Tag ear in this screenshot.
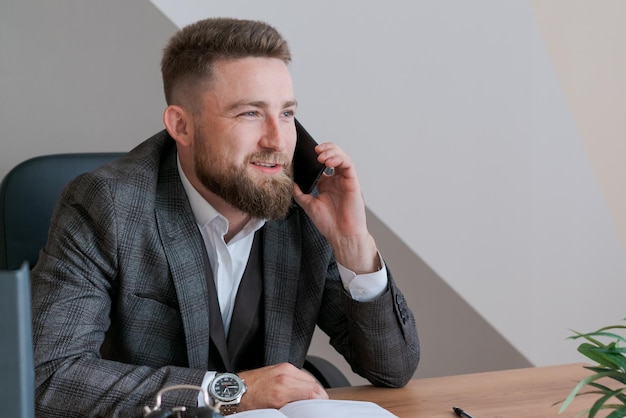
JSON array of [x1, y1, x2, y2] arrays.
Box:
[[163, 105, 193, 147]]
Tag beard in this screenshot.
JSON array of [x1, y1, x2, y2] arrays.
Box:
[[193, 138, 294, 220]]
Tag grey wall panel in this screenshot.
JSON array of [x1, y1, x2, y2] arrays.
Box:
[[0, 0, 177, 179]]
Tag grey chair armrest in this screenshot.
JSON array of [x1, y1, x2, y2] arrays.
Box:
[[303, 355, 351, 388]]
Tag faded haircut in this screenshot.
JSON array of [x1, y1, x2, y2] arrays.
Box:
[[161, 17, 291, 106]]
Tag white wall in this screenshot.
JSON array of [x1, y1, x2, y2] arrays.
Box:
[[150, 0, 626, 367], [0, 1, 171, 175]]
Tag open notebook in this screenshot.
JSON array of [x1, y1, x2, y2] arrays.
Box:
[[0, 263, 35, 417], [235, 399, 397, 418]]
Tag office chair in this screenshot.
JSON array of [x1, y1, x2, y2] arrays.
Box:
[[303, 354, 351, 388], [0, 153, 124, 270], [0, 152, 351, 388]]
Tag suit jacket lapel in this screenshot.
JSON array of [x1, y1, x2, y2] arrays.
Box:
[[154, 145, 210, 370], [262, 211, 302, 365]]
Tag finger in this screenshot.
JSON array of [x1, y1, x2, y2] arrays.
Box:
[[292, 183, 314, 209], [315, 143, 345, 165], [279, 378, 328, 403], [292, 181, 304, 198], [316, 149, 354, 175], [243, 365, 327, 409]]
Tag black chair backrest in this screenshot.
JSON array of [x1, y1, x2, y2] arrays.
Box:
[[0, 153, 124, 269]]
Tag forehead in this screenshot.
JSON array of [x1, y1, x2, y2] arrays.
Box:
[[207, 57, 294, 98]]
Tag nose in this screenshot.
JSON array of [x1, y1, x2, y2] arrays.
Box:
[[259, 117, 287, 152]]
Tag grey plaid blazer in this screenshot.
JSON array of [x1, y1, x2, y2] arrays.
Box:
[[31, 130, 419, 417]]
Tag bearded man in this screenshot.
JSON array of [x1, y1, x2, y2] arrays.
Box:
[[31, 17, 419, 418]]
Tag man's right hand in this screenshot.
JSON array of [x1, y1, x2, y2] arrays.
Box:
[[237, 362, 329, 411]]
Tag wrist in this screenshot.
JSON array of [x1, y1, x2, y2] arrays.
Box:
[[332, 233, 380, 274], [208, 372, 247, 415]]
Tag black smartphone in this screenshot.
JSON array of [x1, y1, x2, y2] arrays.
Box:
[[293, 119, 326, 194]]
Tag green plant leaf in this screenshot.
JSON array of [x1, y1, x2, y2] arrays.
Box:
[[584, 367, 626, 385], [593, 348, 626, 372], [594, 331, 626, 344], [569, 329, 607, 347], [570, 330, 626, 346], [597, 325, 626, 333], [562, 318, 626, 415], [578, 343, 625, 370], [606, 405, 626, 418], [588, 388, 626, 417], [587, 381, 626, 404], [599, 345, 626, 354], [560, 371, 617, 413]]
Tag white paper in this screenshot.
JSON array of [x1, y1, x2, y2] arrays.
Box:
[[235, 399, 397, 418]]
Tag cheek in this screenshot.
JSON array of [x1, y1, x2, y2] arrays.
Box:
[[206, 139, 244, 165], [286, 136, 297, 163]]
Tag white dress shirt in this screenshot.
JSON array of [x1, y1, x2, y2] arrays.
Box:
[[176, 158, 387, 406]]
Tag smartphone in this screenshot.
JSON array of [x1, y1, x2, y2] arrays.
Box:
[[293, 119, 326, 194]]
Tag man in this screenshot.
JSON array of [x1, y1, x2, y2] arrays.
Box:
[[31, 17, 419, 417]]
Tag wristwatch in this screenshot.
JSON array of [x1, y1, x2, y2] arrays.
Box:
[[208, 372, 247, 414]]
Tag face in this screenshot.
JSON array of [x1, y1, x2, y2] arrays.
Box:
[[188, 57, 298, 219]]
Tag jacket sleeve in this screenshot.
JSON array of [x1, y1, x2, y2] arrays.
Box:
[[320, 263, 420, 387], [296, 212, 420, 388]]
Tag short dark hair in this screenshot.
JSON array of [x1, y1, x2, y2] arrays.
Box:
[[161, 17, 291, 106]]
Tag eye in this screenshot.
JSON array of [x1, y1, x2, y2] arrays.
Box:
[[282, 109, 295, 118]]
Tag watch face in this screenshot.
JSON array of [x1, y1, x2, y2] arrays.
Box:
[[210, 374, 245, 402]]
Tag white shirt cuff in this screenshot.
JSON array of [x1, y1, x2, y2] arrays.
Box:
[[337, 252, 387, 302], [198, 371, 217, 407]]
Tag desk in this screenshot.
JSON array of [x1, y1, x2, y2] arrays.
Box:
[[328, 363, 603, 417]]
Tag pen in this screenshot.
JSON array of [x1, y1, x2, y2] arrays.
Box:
[[453, 406, 476, 418]]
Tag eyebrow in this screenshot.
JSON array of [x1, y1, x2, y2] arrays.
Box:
[[226, 99, 298, 112]]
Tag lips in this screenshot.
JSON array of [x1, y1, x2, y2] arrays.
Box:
[[250, 159, 284, 175], [252, 161, 279, 168], [248, 152, 289, 168]]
